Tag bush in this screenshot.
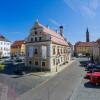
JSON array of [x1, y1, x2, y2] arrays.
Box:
[[0, 64, 5, 72]]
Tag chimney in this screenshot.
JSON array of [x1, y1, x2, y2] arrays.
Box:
[[59, 26, 64, 37]]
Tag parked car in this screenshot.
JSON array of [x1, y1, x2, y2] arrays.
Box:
[[85, 65, 94, 71], [90, 72, 100, 85], [88, 66, 100, 73], [2, 60, 13, 65], [85, 73, 92, 79], [13, 69, 24, 75], [83, 61, 94, 67], [14, 59, 23, 63], [85, 65, 100, 79]]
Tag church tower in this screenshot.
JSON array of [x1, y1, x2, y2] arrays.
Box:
[[86, 28, 90, 42]]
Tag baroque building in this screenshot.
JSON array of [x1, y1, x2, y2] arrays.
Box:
[[25, 21, 71, 71]]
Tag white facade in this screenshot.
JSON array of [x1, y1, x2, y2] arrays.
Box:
[[0, 41, 11, 57]]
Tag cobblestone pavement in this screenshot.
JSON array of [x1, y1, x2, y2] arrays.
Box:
[[16, 59, 84, 100], [71, 77, 100, 100], [0, 74, 51, 98], [0, 61, 75, 99]]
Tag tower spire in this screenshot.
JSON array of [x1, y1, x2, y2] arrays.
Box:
[[86, 27, 90, 42]]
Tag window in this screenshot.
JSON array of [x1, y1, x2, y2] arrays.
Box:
[[57, 48, 60, 54], [53, 48, 55, 55], [35, 37, 37, 42], [64, 49, 66, 53], [34, 48, 38, 54], [53, 59, 55, 65], [61, 48, 62, 54], [61, 57, 62, 62], [35, 31, 37, 35], [35, 61, 38, 65], [39, 37, 42, 41], [29, 61, 32, 64], [31, 38, 33, 42], [42, 62, 45, 66]]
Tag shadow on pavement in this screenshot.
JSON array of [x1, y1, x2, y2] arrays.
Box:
[[84, 81, 100, 89]]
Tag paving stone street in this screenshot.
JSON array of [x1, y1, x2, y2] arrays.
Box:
[[0, 58, 100, 100], [71, 78, 100, 100]]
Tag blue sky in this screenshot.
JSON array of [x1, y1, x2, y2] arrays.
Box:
[[0, 0, 100, 44]]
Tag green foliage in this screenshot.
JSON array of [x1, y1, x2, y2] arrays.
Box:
[[0, 64, 5, 71]]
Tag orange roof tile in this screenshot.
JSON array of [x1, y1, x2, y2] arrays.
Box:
[[43, 26, 68, 46], [11, 40, 25, 48], [75, 42, 94, 47]]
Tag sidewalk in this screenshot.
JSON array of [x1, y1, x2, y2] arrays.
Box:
[[23, 60, 75, 78]]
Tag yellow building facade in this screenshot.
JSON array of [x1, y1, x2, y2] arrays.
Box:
[[74, 42, 94, 56], [11, 40, 25, 57]]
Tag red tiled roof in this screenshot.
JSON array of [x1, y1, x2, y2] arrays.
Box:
[[11, 40, 25, 48], [43, 26, 68, 46], [75, 42, 94, 47]]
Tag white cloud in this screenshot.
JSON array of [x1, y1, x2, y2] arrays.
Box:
[[89, 0, 98, 9], [80, 5, 95, 17], [49, 18, 60, 27], [64, 0, 100, 17]]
